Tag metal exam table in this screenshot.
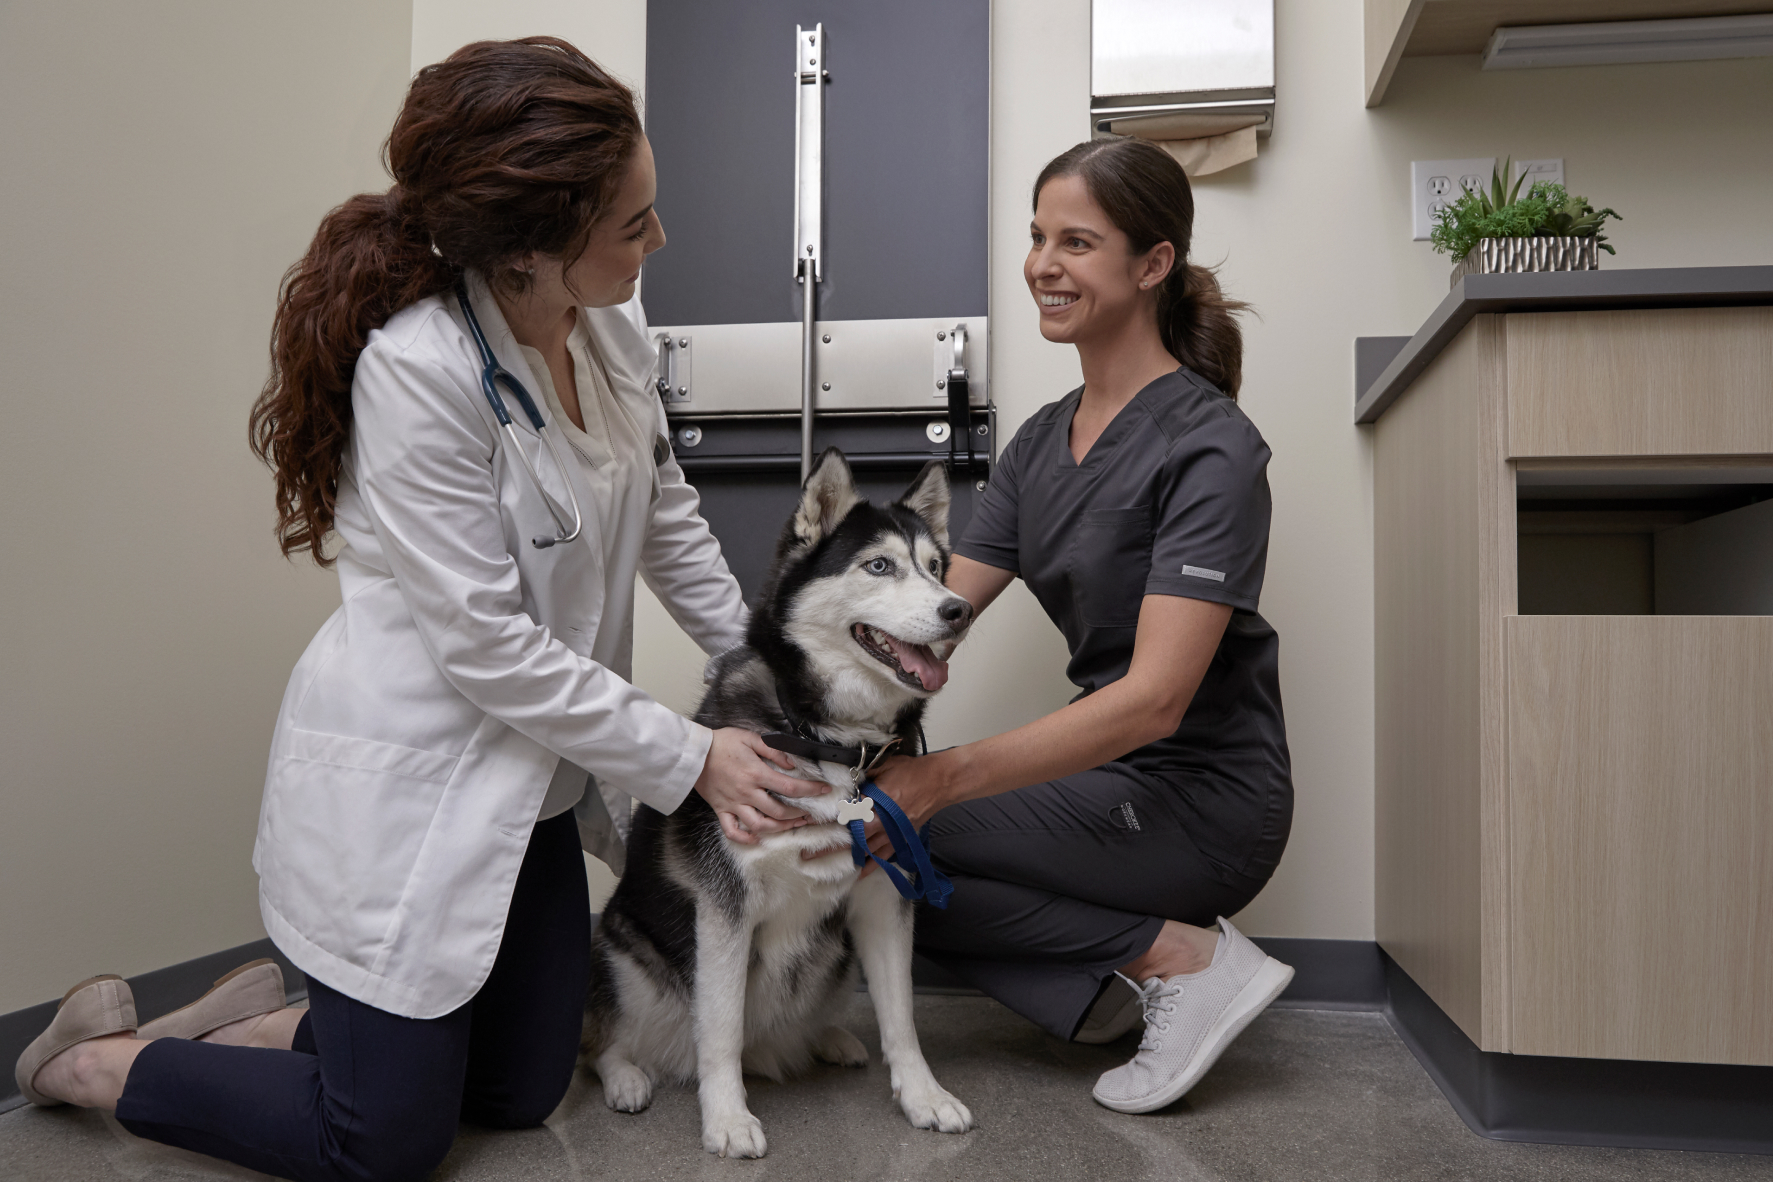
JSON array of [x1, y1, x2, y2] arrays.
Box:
[[642, 0, 992, 599]]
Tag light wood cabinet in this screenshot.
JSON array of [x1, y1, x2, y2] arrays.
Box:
[[1364, 1, 1768, 105], [1371, 277, 1773, 1065], [1506, 308, 1773, 456], [1506, 615, 1773, 1064]]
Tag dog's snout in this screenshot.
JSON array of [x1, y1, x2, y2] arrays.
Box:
[[937, 597, 972, 631]]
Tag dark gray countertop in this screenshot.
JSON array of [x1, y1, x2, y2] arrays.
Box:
[[1354, 266, 1773, 424]]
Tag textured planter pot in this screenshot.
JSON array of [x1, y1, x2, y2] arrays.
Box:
[[1450, 236, 1600, 289]]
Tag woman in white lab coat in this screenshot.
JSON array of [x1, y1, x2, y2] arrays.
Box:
[[13, 37, 824, 1180]]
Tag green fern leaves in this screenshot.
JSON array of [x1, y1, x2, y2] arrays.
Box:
[[1429, 159, 1622, 260]]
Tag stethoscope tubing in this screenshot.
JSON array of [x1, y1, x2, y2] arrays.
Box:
[[452, 276, 583, 549]]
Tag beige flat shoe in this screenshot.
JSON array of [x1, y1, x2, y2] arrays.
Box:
[[135, 958, 286, 1042], [15, 974, 138, 1106]]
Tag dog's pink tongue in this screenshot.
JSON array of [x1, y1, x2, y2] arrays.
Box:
[[887, 637, 949, 692]]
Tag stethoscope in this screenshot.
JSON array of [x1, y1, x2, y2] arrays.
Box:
[[453, 276, 584, 549]]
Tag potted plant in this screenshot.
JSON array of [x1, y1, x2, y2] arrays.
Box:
[[1430, 160, 1622, 288]]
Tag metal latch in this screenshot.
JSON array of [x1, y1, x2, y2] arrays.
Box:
[[942, 323, 979, 477], [654, 333, 691, 404]]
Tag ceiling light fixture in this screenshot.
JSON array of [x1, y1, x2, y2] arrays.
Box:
[[1483, 13, 1773, 70]]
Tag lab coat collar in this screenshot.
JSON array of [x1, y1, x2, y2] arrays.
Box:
[[580, 300, 658, 398], [454, 270, 660, 438], [450, 269, 544, 440]]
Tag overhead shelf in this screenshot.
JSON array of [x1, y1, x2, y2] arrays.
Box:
[[1364, 0, 1771, 105]]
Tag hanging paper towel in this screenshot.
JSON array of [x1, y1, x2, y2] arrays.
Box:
[[1102, 110, 1264, 178]]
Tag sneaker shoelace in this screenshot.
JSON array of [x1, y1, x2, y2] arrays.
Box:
[[1132, 978, 1185, 1055]]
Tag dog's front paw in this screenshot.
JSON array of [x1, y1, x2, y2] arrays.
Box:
[[898, 1082, 973, 1134], [596, 1056, 653, 1113], [812, 1024, 869, 1067], [702, 1111, 768, 1158]]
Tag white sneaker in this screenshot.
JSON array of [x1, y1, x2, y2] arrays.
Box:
[[1074, 973, 1143, 1045], [1091, 918, 1294, 1114]]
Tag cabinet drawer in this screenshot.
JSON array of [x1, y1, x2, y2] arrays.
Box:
[[1507, 308, 1773, 458], [1505, 615, 1773, 1064]]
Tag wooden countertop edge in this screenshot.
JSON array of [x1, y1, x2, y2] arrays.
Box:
[[1353, 266, 1773, 425]]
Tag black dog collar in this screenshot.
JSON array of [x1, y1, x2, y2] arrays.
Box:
[[760, 731, 902, 786], [762, 680, 904, 783]]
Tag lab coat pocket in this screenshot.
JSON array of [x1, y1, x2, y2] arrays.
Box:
[[261, 729, 460, 951], [1070, 506, 1153, 627]]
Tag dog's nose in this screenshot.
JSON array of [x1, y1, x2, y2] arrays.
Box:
[[937, 598, 972, 631]]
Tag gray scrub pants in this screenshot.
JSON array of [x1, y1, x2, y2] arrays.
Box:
[[914, 761, 1275, 1041]]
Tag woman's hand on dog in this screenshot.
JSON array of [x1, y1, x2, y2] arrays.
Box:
[[695, 727, 831, 844], [859, 753, 952, 872]]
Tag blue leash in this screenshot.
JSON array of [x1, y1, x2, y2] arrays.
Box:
[[845, 782, 952, 909]]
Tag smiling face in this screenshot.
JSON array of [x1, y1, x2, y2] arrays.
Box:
[[770, 455, 973, 718], [525, 136, 665, 309], [830, 526, 965, 695], [1025, 173, 1174, 347]]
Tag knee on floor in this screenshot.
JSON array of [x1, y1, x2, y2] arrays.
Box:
[[459, 1081, 569, 1130], [327, 1116, 457, 1182]]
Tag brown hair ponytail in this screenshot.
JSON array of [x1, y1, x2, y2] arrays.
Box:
[[250, 37, 642, 564], [1033, 138, 1248, 397]]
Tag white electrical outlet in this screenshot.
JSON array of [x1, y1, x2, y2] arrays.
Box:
[[1411, 158, 1496, 241], [1512, 157, 1565, 194]]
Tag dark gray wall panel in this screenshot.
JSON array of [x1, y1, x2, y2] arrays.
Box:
[[643, 0, 988, 327]]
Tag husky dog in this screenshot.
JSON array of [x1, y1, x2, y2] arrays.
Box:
[[583, 449, 975, 1158]]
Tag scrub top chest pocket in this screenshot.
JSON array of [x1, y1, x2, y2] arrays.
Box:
[[1070, 506, 1153, 627]]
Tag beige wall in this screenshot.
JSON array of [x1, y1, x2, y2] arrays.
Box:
[[0, 2, 413, 1012], [411, 0, 645, 88]]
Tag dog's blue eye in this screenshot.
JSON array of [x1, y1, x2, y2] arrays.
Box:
[[865, 557, 892, 575]]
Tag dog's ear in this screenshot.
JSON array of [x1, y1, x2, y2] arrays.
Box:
[[791, 448, 861, 549], [895, 460, 951, 549]]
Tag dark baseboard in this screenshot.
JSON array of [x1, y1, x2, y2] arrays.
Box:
[[1252, 936, 1386, 1010], [1382, 951, 1773, 1155], [0, 938, 305, 1115]]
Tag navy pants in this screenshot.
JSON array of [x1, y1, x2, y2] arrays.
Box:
[[115, 811, 591, 1182], [914, 761, 1287, 1041]]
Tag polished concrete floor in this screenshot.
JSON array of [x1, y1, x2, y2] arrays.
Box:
[[3, 996, 1767, 1181]]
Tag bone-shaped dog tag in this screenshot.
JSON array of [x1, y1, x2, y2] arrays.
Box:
[[835, 796, 876, 825]]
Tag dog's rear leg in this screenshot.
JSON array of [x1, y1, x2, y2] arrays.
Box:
[[848, 872, 973, 1133], [594, 1047, 653, 1113], [695, 904, 767, 1158], [812, 1025, 869, 1067]]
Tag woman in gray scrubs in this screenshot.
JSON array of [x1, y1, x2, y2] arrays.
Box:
[[870, 137, 1294, 1115]]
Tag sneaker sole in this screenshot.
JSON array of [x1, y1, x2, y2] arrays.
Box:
[[1092, 956, 1295, 1114]]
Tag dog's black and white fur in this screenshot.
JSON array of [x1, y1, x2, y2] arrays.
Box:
[[582, 450, 975, 1158]]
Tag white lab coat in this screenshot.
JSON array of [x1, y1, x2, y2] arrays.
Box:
[[253, 271, 745, 1019]]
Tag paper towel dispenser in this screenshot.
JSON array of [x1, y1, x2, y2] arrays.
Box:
[[1091, 0, 1274, 151]]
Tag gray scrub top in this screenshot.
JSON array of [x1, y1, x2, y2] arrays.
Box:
[[955, 368, 1291, 878]]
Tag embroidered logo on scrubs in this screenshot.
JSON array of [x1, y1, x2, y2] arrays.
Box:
[[1181, 565, 1226, 582], [1110, 802, 1141, 831]]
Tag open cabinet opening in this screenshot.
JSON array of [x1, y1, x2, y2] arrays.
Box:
[[1516, 465, 1773, 615]]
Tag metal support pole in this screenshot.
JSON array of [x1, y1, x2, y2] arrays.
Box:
[[794, 22, 825, 485], [799, 258, 816, 482]]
